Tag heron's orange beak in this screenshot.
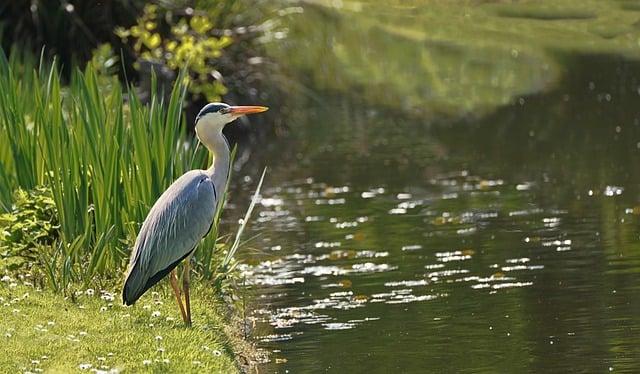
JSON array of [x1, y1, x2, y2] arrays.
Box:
[[228, 106, 269, 116]]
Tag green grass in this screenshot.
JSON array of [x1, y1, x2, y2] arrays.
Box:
[[0, 279, 248, 373]]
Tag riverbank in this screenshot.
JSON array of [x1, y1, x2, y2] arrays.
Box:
[[269, 0, 640, 119], [0, 278, 254, 372]]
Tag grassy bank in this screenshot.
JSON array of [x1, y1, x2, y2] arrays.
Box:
[[0, 279, 251, 372]]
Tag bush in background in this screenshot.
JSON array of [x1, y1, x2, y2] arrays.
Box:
[[0, 0, 279, 117], [115, 1, 280, 129], [116, 3, 233, 102]]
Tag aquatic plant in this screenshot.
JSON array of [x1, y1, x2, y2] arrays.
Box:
[[0, 49, 262, 291]]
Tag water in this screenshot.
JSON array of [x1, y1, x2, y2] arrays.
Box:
[[232, 3, 640, 373]]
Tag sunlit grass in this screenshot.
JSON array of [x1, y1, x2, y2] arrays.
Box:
[[0, 280, 245, 373]]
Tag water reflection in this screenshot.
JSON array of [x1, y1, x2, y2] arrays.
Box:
[[226, 5, 640, 373]]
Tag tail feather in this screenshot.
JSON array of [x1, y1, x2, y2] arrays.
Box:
[[122, 249, 193, 305], [122, 265, 145, 306]]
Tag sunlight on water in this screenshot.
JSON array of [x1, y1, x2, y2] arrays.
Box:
[[228, 48, 640, 370], [226, 5, 640, 369], [238, 167, 598, 371]]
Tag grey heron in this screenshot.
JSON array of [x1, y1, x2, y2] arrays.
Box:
[[122, 102, 268, 326]]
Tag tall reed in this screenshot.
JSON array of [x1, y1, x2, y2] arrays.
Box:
[[0, 49, 237, 288]]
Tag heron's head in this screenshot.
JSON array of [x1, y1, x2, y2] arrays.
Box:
[[195, 102, 268, 134]]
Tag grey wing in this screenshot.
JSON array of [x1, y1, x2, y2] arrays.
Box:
[[123, 170, 217, 305]]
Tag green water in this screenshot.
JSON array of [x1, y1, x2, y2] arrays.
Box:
[[235, 2, 640, 372]]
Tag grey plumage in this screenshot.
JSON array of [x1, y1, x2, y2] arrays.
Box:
[[122, 170, 217, 305], [121, 102, 267, 325]]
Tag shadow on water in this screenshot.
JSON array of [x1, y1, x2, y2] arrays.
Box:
[[228, 19, 640, 372]]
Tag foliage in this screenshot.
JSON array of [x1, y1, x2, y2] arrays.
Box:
[[114, 1, 281, 116], [0, 48, 265, 293], [0, 187, 58, 272], [0, 49, 205, 288], [116, 4, 233, 102]]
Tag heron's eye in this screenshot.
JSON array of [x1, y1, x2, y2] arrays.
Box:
[[219, 107, 230, 114]]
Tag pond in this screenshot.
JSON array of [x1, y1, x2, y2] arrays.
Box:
[[232, 2, 640, 372]]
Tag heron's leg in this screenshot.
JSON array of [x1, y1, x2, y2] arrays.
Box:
[[182, 260, 192, 326], [169, 270, 188, 323]]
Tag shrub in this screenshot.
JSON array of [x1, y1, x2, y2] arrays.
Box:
[[0, 187, 58, 272], [116, 4, 232, 102]]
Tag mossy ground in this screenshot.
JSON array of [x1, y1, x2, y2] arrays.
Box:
[[0, 277, 248, 373]]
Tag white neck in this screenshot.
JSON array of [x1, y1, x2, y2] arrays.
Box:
[[196, 124, 230, 197]]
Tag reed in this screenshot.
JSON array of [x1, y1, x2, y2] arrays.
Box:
[[0, 49, 260, 289]]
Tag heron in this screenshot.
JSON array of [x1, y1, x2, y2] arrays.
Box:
[[122, 102, 268, 326]]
